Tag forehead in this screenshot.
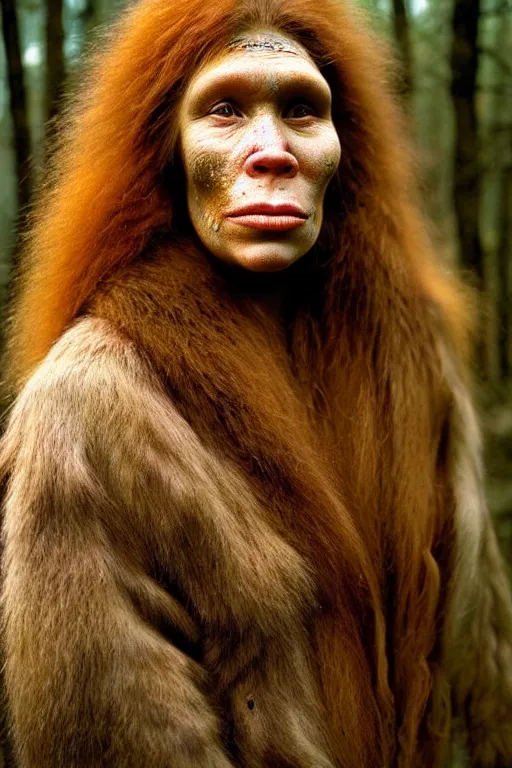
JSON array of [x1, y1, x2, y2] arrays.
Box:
[[227, 30, 309, 57], [184, 30, 329, 102]]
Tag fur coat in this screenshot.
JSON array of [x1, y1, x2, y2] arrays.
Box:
[[1, 236, 512, 768]]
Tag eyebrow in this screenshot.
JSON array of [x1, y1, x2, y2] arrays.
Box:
[[188, 67, 332, 114]]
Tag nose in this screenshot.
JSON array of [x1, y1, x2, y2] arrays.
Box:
[[244, 148, 299, 179], [243, 117, 298, 179]]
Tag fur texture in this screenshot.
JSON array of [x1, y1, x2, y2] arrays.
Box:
[[441, 340, 512, 766], [1, 0, 512, 766]]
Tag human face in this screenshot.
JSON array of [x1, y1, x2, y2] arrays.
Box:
[[178, 30, 341, 272]]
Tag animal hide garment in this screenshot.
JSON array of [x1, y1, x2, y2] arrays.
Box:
[[2, 236, 511, 767]]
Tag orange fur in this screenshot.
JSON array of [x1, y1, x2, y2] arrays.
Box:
[[5, 0, 469, 391]]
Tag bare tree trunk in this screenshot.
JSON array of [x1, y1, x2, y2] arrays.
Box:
[[487, 10, 512, 382], [450, 0, 488, 373], [45, 0, 66, 136], [497, 162, 511, 379], [1, 0, 32, 213], [85, 0, 102, 31], [450, 0, 484, 288], [391, 0, 413, 99]]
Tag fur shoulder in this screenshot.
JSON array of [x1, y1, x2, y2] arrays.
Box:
[[5, 315, 149, 405], [1, 315, 160, 473]]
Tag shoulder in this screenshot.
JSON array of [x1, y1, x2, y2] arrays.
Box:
[[0, 315, 210, 498], [15, 315, 149, 399], [0, 314, 215, 540], [0, 316, 168, 476]]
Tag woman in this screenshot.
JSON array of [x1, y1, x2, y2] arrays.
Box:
[[1, 0, 511, 766]]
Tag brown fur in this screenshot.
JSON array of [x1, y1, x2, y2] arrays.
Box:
[[1, 0, 512, 766]]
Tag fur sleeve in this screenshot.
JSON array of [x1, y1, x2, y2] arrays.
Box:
[[0, 317, 238, 768], [442, 344, 512, 767], [0, 316, 328, 768]]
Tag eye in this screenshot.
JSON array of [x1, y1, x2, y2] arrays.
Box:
[[208, 102, 240, 118], [286, 102, 316, 119]]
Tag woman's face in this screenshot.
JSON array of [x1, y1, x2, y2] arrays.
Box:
[[178, 30, 341, 272]]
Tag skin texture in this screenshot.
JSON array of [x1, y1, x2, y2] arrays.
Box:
[[1, 1, 512, 767], [179, 31, 341, 271]]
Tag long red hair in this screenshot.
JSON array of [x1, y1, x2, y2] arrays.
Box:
[[6, 0, 472, 764], [5, 0, 468, 389]]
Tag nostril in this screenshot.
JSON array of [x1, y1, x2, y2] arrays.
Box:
[[244, 151, 298, 178], [253, 163, 294, 176]]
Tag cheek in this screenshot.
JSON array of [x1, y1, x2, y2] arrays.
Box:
[[185, 144, 234, 216], [304, 132, 341, 194]]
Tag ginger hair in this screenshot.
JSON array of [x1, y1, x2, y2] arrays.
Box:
[[5, 0, 469, 391]]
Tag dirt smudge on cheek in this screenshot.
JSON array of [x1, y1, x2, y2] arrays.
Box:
[[191, 153, 224, 195], [190, 151, 235, 230]]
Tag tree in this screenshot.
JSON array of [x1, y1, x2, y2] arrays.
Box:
[[391, 0, 413, 99], [45, 0, 65, 135], [493, 14, 512, 379], [450, 0, 484, 288], [497, 153, 511, 378], [1, 0, 32, 213], [83, 0, 102, 37]]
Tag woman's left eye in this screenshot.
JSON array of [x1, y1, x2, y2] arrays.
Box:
[[286, 103, 316, 119], [209, 102, 239, 118]]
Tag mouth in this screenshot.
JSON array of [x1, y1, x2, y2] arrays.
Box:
[[226, 203, 308, 231]]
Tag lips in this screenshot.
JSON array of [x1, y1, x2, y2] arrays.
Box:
[[226, 203, 308, 231]]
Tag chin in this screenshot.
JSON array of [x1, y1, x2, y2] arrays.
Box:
[[227, 246, 308, 273]]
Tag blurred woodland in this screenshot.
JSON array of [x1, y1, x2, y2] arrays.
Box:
[[0, 0, 511, 563]]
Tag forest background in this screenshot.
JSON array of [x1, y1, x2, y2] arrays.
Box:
[[0, 0, 511, 570]]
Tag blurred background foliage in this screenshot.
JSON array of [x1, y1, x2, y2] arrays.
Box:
[[0, 0, 511, 564]]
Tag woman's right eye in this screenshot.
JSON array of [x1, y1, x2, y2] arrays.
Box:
[[209, 102, 239, 118]]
